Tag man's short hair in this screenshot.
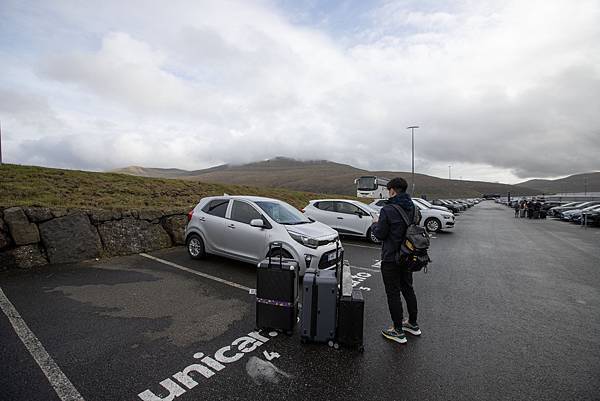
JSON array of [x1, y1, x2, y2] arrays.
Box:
[[387, 177, 408, 193]]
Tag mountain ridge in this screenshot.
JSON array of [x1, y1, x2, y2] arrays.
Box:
[[111, 157, 560, 198]]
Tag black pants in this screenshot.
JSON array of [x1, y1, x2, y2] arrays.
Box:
[[381, 261, 418, 329]]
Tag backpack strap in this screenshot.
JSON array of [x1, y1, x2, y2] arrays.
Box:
[[390, 204, 415, 226]]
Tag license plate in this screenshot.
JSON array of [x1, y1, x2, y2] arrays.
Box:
[[327, 252, 337, 262]]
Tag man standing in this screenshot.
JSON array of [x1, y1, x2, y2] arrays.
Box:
[[372, 177, 421, 344]]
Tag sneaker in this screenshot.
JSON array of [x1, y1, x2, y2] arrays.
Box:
[[402, 321, 422, 336], [381, 327, 407, 344]]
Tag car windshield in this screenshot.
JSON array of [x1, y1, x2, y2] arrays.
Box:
[[357, 176, 377, 190], [362, 204, 379, 214], [561, 202, 583, 207], [255, 201, 311, 225], [416, 198, 434, 208]]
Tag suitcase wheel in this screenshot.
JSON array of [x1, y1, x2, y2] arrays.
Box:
[[333, 343, 340, 350], [359, 345, 365, 353], [327, 340, 334, 348]]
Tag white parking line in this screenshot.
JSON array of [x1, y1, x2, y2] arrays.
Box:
[[0, 287, 86, 401], [342, 243, 381, 250], [140, 253, 253, 293], [349, 265, 381, 273]]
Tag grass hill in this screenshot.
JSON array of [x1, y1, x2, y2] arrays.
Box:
[[0, 164, 352, 211], [517, 172, 600, 194], [113, 157, 542, 198]]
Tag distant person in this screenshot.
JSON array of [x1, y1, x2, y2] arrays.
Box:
[[514, 201, 520, 218], [533, 201, 542, 219], [527, 200, 534, 219], [371, 177, 421, 344], [520, 200, 527, 218]]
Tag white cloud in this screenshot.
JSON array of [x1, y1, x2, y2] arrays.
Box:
[[0, 0, 598, 182]]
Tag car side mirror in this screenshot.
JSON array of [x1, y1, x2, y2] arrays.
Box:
[[250, 219, 264, 228]]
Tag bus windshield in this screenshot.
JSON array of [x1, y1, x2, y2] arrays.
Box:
[[357, 176, 377, 190]]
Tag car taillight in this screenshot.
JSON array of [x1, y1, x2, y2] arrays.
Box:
[[187, 210, 194, 222]]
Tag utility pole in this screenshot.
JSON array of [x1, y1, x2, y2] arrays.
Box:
[[448, 165, 452, 180], [584, 177, 588, 196], [406, 125, 419, 195]]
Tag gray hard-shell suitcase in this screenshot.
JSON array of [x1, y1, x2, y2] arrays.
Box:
[[300, 268, 338, 344]]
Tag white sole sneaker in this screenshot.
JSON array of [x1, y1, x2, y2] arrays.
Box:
[[402, 327, 422, 336], [382, 331, 407, 344]]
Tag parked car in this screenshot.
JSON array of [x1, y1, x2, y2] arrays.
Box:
[[432, 199, 461, 213], [447, 200, 468, 211], [567, 204, 600, 223], [369, 199, 455, 233], [413, 198, 452, 213], [548, 201, 589, 217], [370, 198, 451, 213], [185, 196, 342, 275], [412, 200, 455, 232], [303, 199, 380, 243]]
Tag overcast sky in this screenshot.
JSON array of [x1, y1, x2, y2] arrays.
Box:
[[1, 0, 599, 183]]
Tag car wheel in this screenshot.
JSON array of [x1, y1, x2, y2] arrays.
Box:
[[186, 234, 206, 259], [367, 228, 380, 244], [425, 217, 441, 233]]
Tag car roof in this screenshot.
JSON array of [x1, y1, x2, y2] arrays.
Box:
[[203, 195, 282, 202], [310, 198, 361, 203]]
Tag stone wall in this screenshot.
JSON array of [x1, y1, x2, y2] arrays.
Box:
[[0, 206, 189, 271]]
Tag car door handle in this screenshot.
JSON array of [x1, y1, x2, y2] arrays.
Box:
[[227, 224, 235, 229], [337, 217, 344, 219], [198, 217, 206, 222]]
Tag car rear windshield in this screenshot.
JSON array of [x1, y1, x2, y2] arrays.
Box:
[[255, 201, 311, 225]]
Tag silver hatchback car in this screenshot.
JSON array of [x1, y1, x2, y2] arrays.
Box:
[[184, 196, 342, 275]]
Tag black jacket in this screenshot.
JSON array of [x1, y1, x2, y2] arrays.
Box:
[[372, 193, 416, 263]]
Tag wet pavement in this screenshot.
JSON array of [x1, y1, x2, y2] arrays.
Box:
[[1, 201, 599, 401]]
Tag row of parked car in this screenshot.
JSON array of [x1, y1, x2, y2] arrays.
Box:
[[497, 197, 600, 226], [184, 195, 480, 275], [547, 201, 600, 225]]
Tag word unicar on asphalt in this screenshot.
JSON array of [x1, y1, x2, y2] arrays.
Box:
[[138, 330, 280, 401]]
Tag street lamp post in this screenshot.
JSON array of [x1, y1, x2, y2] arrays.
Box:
[[406, 126, 419, 195], [448, 165, 452, 180]]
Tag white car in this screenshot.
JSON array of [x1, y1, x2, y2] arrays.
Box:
[[370, 198, 451, 213], [185, 196, 342, 275], [369, 199, 455, 233], [302, 199, 380, 243]]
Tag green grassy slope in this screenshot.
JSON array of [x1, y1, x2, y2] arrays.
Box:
[[0, 164, 352, 210]]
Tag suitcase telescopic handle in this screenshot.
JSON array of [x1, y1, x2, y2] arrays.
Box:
[[268, 242, 284, 268]]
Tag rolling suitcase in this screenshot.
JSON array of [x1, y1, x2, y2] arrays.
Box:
[[336, 263, 365, 351], [300, 268, 338, 344], [256, 243, 298, 334]]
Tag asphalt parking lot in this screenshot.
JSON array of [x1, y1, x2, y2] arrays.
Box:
[[1, 201, 599, 401]]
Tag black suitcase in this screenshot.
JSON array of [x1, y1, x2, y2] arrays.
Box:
[[256, 243, 298, 334], [336, 262, 365, 351], [337, 289, 364, 350]]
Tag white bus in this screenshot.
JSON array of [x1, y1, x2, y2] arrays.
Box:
[[355, 176, 389, 199]]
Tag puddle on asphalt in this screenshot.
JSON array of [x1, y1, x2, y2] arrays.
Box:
[[46, 264, 248, 346]]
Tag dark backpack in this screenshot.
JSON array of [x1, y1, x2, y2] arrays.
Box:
[[390, 204, 432, 272]]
